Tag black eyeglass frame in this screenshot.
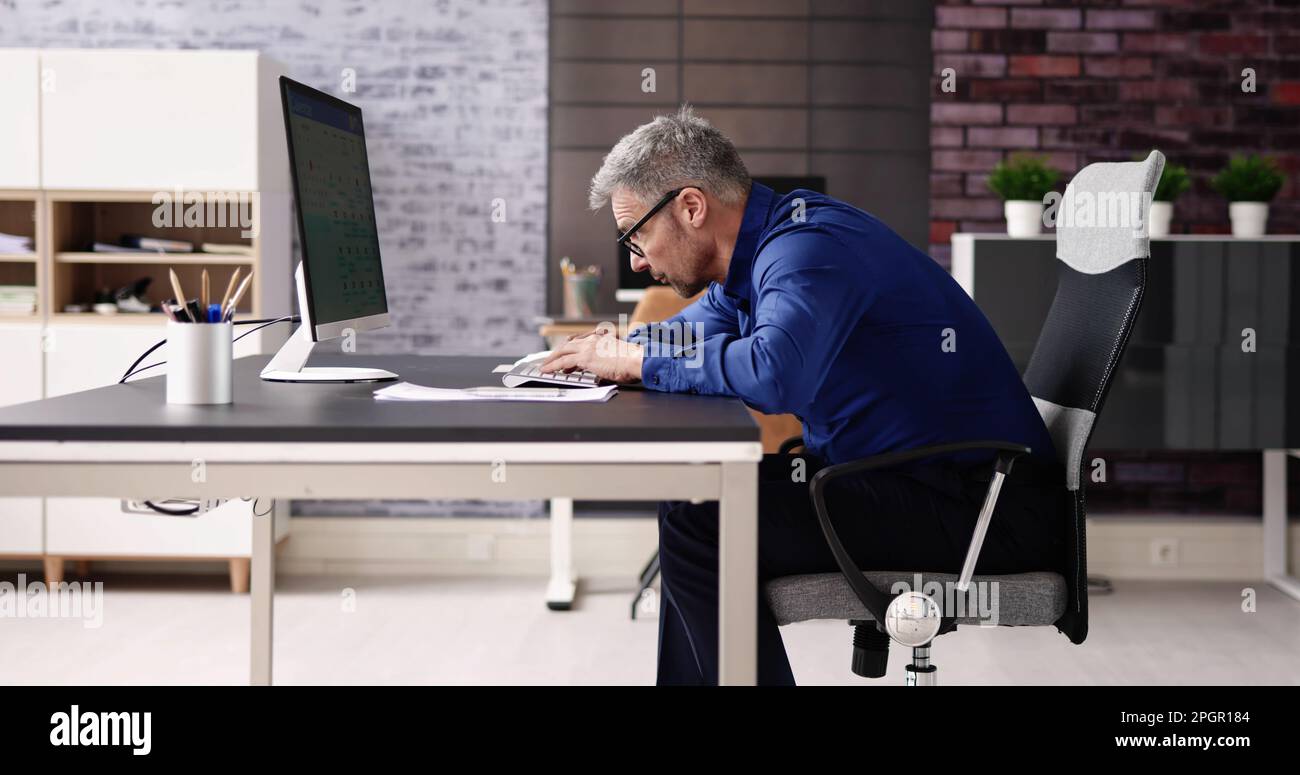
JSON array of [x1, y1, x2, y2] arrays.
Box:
[[616, 186, 700, 258]]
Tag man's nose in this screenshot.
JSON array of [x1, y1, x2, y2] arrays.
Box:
[[630, 252, 651, 273]]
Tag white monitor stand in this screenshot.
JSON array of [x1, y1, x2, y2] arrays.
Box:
[[259, 263, 399, 383]]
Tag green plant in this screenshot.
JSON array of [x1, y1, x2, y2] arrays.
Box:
[[1153, 161, 1190, 203], [1211, 155, 1285, 203], [987, 153, 1060, 202]]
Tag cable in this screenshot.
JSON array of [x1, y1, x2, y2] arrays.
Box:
[[124, 315, 300, 517], [119, 315, 300, 384], [142, 499, 200, 517]]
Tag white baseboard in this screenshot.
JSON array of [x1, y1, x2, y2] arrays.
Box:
[[2, 515, 1293, 582], [277, 516, 659, 578], [1086, 516, 1297, 581], [274, 515, 1299, 582]]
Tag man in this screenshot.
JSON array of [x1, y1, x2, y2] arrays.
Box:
[[541, 107, 1066, 685]]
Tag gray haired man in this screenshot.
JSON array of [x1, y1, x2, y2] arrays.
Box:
[[543, 107, 1064, 685]]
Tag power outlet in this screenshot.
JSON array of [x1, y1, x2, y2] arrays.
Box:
[[1150, 538, 1180, 566]]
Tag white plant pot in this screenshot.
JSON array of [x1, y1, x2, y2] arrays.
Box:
[[1148, 201, 1173, 238], [1228, 201, 1269, 238], [1004, 200, 1044, 238]]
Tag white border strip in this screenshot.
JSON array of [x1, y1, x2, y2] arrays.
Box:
[[0, 440, 764, 464]]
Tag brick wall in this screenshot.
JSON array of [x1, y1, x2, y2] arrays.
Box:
[[930, 0, 1300, 265]]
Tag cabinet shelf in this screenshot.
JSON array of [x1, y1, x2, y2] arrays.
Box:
[[54, 251, 255, 265], [49, 311, 266, 326]]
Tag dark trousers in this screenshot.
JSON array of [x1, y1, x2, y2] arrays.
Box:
[[656, 452, 1068, 685]]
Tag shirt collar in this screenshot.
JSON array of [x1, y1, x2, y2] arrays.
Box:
[[721, 181, 775, 301]]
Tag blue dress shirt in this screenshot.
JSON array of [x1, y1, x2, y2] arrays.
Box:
[[631, 182, 1057, 467]]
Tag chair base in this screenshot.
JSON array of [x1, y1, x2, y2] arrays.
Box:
[[905, 646, 937, 686]]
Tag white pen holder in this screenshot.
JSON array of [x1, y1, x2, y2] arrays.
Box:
[[166, 320, 233, 405]]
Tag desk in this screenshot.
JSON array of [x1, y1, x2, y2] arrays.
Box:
[[0, 355, 762, 685]]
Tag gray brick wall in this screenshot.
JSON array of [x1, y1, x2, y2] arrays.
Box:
[[1, 0, 549, 518], [0, 0, 548, 356]]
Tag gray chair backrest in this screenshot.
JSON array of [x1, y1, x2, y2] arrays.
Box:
[[1023, 151, 1164, 490]]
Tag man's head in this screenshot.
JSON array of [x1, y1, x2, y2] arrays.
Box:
[[589, 106, 750, 297]]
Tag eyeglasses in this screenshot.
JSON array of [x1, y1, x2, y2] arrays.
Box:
[[616, 187, 695, 258]]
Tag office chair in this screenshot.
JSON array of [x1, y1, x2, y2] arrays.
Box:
[[765, 151, 1165, 685]]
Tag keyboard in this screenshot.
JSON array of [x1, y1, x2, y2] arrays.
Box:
[[502, 358, 601, 388]]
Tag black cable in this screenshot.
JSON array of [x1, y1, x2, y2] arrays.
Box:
[[142, 499, 200, 517], [119, 315, 300, 384], [125, 315, 300, 517], [118, 339, 167, 384]]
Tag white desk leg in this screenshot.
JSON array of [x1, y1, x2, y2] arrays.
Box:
[[546, 497, 577, 610], [718, 461, 758, 686], [1263, 450, 1300, 602], [250, 498, 275, 685]]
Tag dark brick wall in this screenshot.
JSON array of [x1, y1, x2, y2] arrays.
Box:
[[930, 0, 1300, 265], [549, 0, 934, 314]]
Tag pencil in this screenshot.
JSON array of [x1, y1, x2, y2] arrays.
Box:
[[223, 269, 254, 322], [168, 269, 193, 322], [201, 268, 210, 311], [219, 267, 241, 318]]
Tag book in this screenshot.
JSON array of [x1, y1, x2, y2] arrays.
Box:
[[0, 231, 33, 253], [120, 234, 194, 252], [201, 242, 255, 256], [91, 242, 156, 253]]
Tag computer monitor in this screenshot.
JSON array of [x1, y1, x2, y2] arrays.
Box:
[[614, 175, 827, 303], [261, 76, 397, 383]]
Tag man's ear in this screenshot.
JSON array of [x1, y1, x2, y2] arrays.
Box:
[[677, 187, 708, 229]]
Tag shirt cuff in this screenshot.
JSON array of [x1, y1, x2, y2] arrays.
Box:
[[641, 352, 705, 394]]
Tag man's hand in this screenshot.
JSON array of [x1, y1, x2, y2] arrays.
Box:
[[540, 328, 644, 384]]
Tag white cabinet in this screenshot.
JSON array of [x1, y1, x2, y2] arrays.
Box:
[[0, 322, 43, 404], [0, 498, 42, 556], [45, 498, 289, 558], [0, 48, 293, 585], [39, 50, 270, 192], [43, 323, 271, 398], [0, 50, 40, 189], [0, 321, 43, 555]]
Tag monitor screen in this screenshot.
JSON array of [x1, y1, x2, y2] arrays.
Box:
[[282, 78, 388, 330]]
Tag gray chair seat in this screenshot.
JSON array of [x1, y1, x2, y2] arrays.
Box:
[[765, 570, 1067, 627]]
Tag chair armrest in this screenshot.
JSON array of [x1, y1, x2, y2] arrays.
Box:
[[808, 441, 1030, 627], [777, 434, 804, 455]]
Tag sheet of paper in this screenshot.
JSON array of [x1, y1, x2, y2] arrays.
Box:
[[374, 382, 617, 403]]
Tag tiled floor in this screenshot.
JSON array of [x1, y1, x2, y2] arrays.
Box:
[[2, 573, 1297, 685]]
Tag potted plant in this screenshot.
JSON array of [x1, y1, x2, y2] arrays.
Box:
[[987, 153, 1060, 237], [1211, 155, 1285, 238], [1149, 160, 1189, 238]]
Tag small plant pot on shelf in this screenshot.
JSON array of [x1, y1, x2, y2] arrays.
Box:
[[1004, 200, 1044, 238], [1148, 201, 1173, 238], [1228, 202, 1269, 238]]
